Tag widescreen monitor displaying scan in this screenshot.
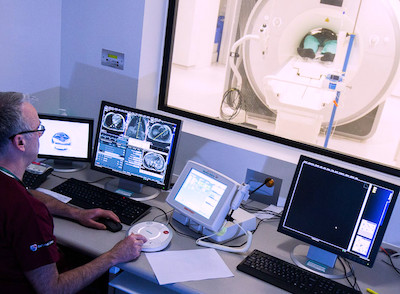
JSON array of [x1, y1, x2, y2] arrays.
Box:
[[278, 155, 399, 272], [38, 114, 93, 171], [166, 161, 239, 233], [91, 101, 181, 196]]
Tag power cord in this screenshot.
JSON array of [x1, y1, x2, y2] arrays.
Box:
[[195, 221, 253, 253], [338, 257, 360, 291], [381, 247, 400, 275]]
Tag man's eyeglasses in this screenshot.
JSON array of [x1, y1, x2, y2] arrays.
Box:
[[8, 122, 46, 140]]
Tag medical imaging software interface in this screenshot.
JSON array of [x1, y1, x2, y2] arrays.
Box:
[[93, 104, 178, 186], [281, 159, 396, 263], [174, 168, 228, 219], [39, 117, 91, 160]]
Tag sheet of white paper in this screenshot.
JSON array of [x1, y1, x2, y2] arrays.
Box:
[[145, 248, 233, 285], [36, 187, 72, 203]]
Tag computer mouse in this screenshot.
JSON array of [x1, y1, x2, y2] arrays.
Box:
[[97, 218, 123, 232]]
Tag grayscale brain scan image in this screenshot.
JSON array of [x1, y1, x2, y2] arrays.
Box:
[[143, 152, 166, 172]]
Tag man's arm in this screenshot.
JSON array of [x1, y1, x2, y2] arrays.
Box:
[[25, 233, 147, 294], [29, 189, 120, 229]]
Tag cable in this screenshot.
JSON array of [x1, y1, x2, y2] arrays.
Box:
[[50, 173, 69, 180], [381, 247, 400, 275], [195, 221, 253, 253], [167, 218, 200, 240], [220, 88, 243, 120], [240, 202, 281, 218], [338, 257, 360, 291], [151, 206, 170, 224], [220, 34, 261, 121]]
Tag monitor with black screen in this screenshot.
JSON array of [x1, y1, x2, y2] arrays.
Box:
[[38, 114, 93, 172], [91, 101, 181, 200], [278, 155, 399, 278]]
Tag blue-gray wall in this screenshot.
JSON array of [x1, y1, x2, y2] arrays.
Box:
[[59, 0, 145, 118], [0, 0, 62, 113]]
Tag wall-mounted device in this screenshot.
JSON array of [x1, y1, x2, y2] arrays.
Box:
[[101, 49, 124, 70], [166, 161, 256, 252]]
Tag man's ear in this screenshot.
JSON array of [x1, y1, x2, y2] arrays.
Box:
[[12, 135, 26, 151]]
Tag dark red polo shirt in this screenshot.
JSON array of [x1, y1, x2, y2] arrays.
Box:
[[0, 171, 60, 293]]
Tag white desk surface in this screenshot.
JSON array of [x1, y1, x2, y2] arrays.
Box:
[[43, 169, 400, 294]]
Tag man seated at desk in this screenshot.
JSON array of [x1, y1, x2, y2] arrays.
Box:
[[0, 92, 147, 294]]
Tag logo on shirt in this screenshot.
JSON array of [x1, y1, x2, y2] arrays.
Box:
[[30, 240, 55, 252]]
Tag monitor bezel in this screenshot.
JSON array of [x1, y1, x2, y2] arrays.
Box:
[[38, 113, 94, 162], [166, 161, 239, 232], [91, 100, 182, 191], [278, 155, 400, 267]]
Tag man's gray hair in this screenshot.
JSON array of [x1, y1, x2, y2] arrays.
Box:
[[0, 92, 32, 153]]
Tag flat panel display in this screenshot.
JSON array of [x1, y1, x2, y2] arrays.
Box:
[[166, 161, 239, 232], [91, 101, 181, 190], [278, 156, 399, 267], [38, 114, 93, 162]]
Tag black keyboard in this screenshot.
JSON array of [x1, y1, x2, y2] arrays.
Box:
[[51, 178, 152, 225], [237, 249, 360, 294]]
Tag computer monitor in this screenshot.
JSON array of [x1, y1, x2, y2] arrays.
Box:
[[278, 155, 399, 278], [91, 100, 182, 200], [166, 161, 256, 251], [38, 114, 94, 172], [166, 161, 240, 233]]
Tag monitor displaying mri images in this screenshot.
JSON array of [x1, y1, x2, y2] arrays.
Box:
[[92, 101, 181, 189]]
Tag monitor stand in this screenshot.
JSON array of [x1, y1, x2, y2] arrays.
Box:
[[290, 244, 352, 279], [46, 159, 88, 173], [104, 178, 160, 201]]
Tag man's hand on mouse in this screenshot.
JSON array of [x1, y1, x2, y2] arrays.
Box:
[[74, 208, 121, 230], [108, 233, 148, 263]]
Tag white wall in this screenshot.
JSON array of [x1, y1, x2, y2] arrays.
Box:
[[0, 0, 62, 113], [172, 0, 220, 67]]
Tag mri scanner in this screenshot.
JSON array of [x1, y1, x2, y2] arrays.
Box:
[[223, 0, 400, 145]]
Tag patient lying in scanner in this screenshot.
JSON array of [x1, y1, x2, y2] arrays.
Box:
[[297, 28, 337, 62]]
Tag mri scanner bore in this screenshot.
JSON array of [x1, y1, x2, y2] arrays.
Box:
[[226, 0, 400, 143], [164, 0, 400, 170], [297, 28, 337, 62]]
